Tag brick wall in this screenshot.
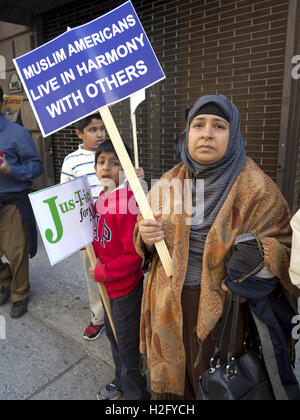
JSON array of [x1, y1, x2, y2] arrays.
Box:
[[178, 0, 289, 182], [43, 0, 289, 187]]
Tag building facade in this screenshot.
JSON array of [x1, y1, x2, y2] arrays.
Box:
[[1, 0, 300, 212]]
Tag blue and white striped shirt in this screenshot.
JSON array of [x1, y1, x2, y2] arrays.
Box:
[[60, 144, 103, 202]]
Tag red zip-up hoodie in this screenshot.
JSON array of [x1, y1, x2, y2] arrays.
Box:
[[93, 182, 143, 299]]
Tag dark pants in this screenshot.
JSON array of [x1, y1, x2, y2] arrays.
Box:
[[104, 280, 150, 400], [0, 205, 30, 302]]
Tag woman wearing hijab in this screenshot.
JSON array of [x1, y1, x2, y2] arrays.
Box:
[[134, 94, 300, 400]]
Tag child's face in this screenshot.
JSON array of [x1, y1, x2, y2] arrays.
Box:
[[95, 152, 125, 192], [76, 118, 106, 151]]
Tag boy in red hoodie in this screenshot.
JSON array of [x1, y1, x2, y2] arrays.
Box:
[[89, 140, 149, 401]]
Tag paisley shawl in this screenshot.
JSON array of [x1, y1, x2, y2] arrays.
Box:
[[134, 157, 300, 396]]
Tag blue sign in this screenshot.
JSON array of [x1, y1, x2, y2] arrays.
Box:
[[13, 1, 165, 137]]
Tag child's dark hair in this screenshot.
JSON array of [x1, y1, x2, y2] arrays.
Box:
[[95, 140, 134, 165], [0, 86, 3, 104], [75, 113, 102, 132]]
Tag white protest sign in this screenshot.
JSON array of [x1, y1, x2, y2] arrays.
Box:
[[29, 177, 94, 266], [130, 88, 145, 167], [130, 88, 145, 116]]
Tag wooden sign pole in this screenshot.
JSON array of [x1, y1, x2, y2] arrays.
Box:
[[85, 244, 117, 342], [131, 113, 139, 168], [99, 106, 173, 278]]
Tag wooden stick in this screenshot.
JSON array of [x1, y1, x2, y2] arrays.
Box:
[[85, 244, 117, 342], [131, 113, 139, 168], [99, 106, 173, 277]]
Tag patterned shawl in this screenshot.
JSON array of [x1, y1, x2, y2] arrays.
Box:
[[134, 158, 300, 396]]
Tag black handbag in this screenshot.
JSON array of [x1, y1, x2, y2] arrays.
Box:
[[197, 290, 275, 400]]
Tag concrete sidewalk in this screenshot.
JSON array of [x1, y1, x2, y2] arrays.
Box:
[[0, 235, 115, 400], [0, 235, 299, 400]]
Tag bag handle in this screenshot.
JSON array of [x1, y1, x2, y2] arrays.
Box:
[[209, 289, 241, 379], [226, 293, 241, 379], [209, 289, 233, 371]]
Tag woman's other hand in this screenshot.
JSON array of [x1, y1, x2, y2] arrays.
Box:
[[221, 280, 228, 292], [221, 279, 247, 302]]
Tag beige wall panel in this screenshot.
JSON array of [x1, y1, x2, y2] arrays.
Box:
[[0, 41, 14, 69], [15, 32, 33, 58], [20, 100, 39, 132], [31, 132, 45, 191], [0, 23, 30, 40]]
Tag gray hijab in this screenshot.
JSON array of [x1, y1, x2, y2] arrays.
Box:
[[177, 94, 247, 288]]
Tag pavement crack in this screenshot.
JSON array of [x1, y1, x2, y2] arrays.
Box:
[[25, 355, 89, 400]]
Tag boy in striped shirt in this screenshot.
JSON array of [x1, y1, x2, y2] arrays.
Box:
[[61, 113, 144, 340]]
